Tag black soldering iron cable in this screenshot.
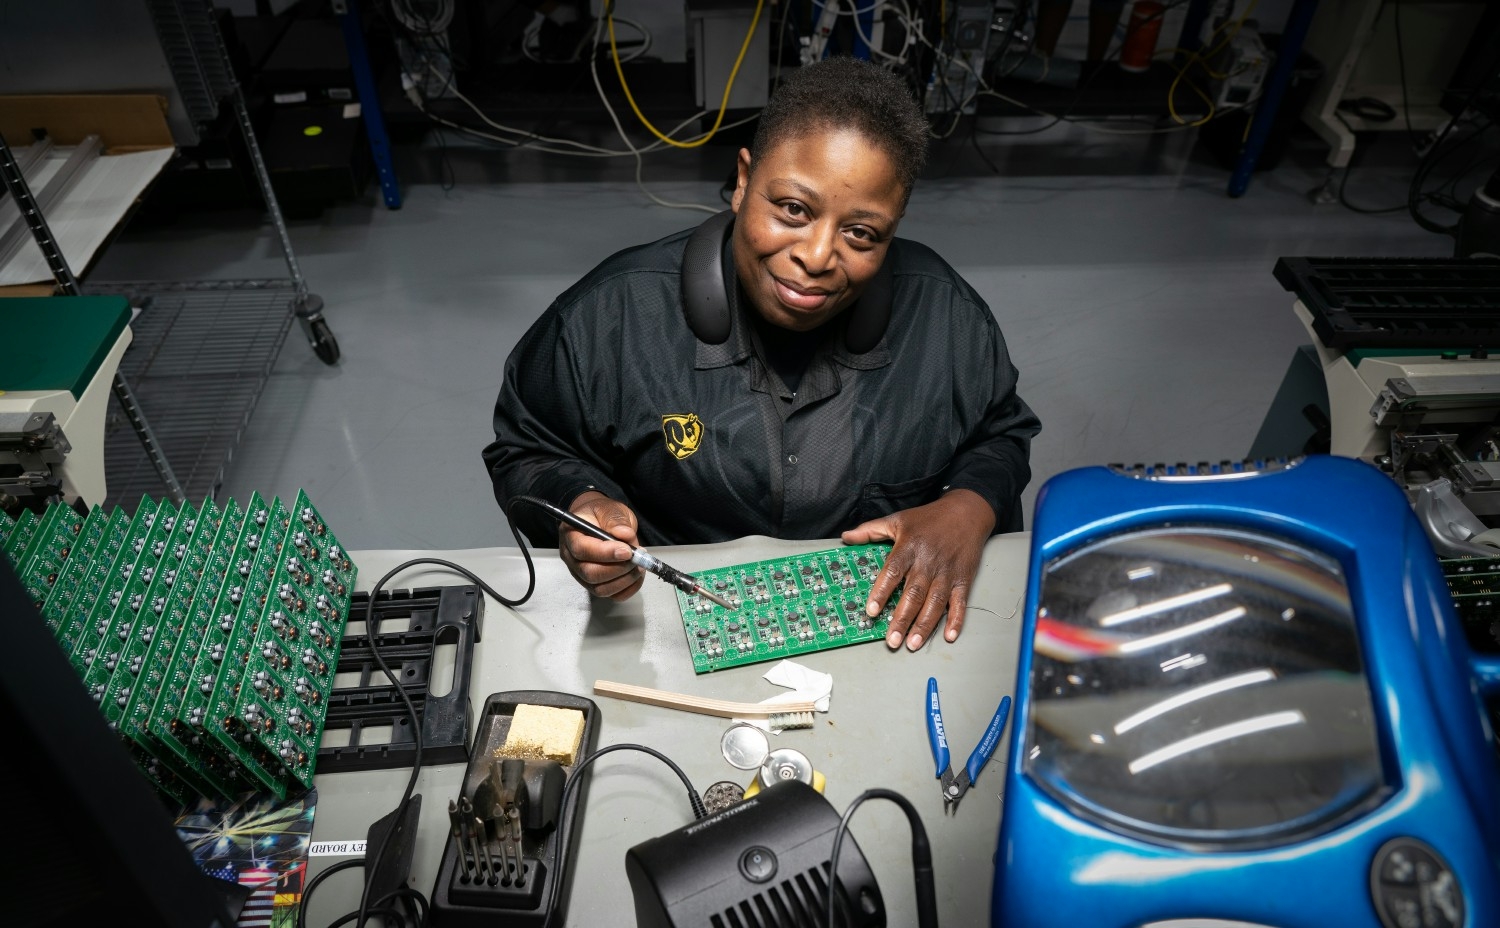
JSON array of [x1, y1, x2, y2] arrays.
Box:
[[340, 500, 539, 928], [539, 743, 709, 928], [826, 789, 937, 928]]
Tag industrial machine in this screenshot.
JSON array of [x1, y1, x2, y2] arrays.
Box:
[[1255, 257, 1500, 557], [0, 295, 133, 509], [993, 455, 1500, 928]]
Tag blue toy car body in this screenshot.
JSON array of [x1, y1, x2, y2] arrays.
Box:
[[992, 456, 1500, 928]]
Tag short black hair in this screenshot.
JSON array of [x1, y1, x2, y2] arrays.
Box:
[[750, 57, 928, 196]]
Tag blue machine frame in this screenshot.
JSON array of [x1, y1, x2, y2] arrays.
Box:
[[993, 455, 1500, 928]]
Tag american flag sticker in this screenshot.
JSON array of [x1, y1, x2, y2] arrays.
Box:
[[176, 789, 316, 928], [237, 866, 279, 928]]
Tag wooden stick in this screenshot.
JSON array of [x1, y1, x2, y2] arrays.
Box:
[[592, 679, 818, 720]]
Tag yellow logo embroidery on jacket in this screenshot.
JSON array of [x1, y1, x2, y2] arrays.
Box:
[[661, 413, 704, 460]]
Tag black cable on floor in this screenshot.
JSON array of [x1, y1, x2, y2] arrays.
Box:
[[1408, 62, 1500, 235], [1331, 112, 1407, 215]]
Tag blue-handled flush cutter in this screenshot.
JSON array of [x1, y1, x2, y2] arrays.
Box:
[[926, 676, 1012, 813]]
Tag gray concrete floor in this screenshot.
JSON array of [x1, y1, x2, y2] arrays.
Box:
[[91, 121, 1455, 551]]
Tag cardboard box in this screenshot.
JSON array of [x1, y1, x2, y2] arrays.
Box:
[[0, 94, 176, 294], [0, 93, 174, 152]]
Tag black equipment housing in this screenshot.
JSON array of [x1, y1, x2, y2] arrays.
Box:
[[625, 780, 887, 928]]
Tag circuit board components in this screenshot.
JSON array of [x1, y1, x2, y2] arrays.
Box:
[[1442, 555, 1500, 652], [3, 491, 356, 804], [674, 543, 901, 673]]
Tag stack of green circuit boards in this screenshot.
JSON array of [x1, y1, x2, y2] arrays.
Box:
[[1441, 555, 1500, 652], [2, 491, 356, 805], [674, 543, 902, 673]]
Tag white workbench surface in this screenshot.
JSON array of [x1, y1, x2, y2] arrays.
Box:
[[305, 533, 1032, 927]]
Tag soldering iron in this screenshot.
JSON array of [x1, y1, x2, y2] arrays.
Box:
[[515, 496, 738, 610]]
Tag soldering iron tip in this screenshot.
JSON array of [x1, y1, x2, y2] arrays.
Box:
[[700, 586, 737, 611]]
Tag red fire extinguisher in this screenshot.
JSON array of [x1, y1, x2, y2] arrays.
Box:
[[1119, 1, 1165, 72]]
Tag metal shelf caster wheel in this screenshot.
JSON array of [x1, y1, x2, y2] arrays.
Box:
[[295, 293, 340, 365], [310, 318, 340, 365]]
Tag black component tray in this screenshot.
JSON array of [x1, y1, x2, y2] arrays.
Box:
[[431, 691, 601, 928], [319, 585, 483, 772], [1274, 257, 1500, 350]]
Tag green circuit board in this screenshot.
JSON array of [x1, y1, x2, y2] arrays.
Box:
[[103, 502, 221, 794], [675, 543, 902, 673], [127, 741, 194, 806], [225, 491, 356, 789], [3, 508, 39, 563], [189, 494, 294, 796], [1442, 555, 1500, 652], [24, 489, 356, 805], [64, 498, 160, 666], [46, 507, 129, 647], [72, 499, 176, 677], [146, 499, 254, 798], [15, 504, 83, 608], [80, 502, 195, 706], [13, 502, 65, 577]]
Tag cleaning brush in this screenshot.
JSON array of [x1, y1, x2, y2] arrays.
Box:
[[593, 680, 818, 729]]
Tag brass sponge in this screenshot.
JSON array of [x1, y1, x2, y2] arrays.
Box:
[[497, 704, 585, 766]]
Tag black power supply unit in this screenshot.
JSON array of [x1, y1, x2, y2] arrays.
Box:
[[625, 780, 887, 928]]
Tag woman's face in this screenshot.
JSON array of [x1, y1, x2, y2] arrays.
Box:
[[730, 127, 906, 332]]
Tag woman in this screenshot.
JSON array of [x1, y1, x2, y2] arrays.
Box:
[[484, 57, 1040, 652]]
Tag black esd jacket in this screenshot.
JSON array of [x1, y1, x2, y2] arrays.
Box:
[[483, 225, 1041, 547]]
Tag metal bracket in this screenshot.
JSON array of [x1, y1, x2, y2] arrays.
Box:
[[110, 373, 186, 504], [0, 412, 71, 484], [0, 134, 101, 270], [1372, 378, 1421, 429], [1388, 430, 1457, 483], [0, 137, 54, 219], [1109, 457, 1301, 481], [1413, 478, 1500, 557]]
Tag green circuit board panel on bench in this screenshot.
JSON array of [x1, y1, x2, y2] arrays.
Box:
[[675, 543, 902, 673]]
